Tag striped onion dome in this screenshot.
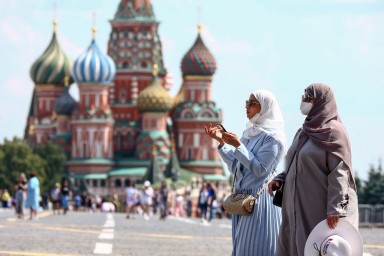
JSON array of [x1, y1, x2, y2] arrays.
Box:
[[30, 31, 72, 85], [54, 85, 77, 116], [181, 23, 216, 77], [72, 37, 116, 84], [137, 74, 173, 113]]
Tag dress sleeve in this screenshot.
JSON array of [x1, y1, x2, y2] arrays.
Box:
[[327, 154, 350, 217], [218, 144, 237, 174], [233, 135, 281, 177]]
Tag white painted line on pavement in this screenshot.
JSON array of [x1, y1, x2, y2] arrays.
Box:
[[98, 233, 114, 239], [363, 253, 373, 256], [93, 243, 113, 254], [103, 220, 115, 228], [94, 213, 114, 254]]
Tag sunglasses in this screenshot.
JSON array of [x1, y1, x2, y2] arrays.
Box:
[[302, 93, 313, 103], [245, 100, 259, 108]]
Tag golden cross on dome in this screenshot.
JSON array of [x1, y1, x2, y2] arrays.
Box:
[[53, 0, 58, 32], [153, 63, 159, 76], [53, 18, 58, 33], [92, 12, 97, 39], [197, 5, 202, 33]]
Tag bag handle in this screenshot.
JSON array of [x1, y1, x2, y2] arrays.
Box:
[[232, 162, 276, 198]]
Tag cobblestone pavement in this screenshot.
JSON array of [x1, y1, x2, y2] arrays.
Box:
[[0, 208, 383, 256]]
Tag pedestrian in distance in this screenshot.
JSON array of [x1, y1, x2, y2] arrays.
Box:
[[141, 180, 154, 220], [159, 180, 169, 220], [51, 183, 61, 215], [205, 89, 287, 256], [61, 178, 71, 215], [198, 182, 209, 223], [268, 83, 359, 256], [25, 171, 40, 220], [125, 180, 138, 219], [14, 172, 27, 218]]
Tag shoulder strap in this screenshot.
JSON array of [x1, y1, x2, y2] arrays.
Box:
[[256, 170, 276, 198]]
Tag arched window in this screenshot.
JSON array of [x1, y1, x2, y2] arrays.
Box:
[[122, 62, 129, 69], [116, 131, 122, 150], [115, 179, 122, 188], [125, 179, 130, 187], [184, 112, 193, 118]]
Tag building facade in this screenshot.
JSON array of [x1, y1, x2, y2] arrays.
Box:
[[25, 0, 226, 196]]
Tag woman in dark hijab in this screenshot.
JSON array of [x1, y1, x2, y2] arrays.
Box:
[[268, 83, 359, 256]]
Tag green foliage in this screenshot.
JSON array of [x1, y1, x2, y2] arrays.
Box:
[[0, 137, 67, 194], [358, 160, 384, 205], [33, 142, 67, 193]]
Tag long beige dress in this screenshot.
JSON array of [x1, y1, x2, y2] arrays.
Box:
[[275, 131, 359, 256]]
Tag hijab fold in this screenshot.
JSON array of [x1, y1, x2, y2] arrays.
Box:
[[298, 83, 355, 187]]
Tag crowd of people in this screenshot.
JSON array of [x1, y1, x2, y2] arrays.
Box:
[[1, 174, 227, 224]]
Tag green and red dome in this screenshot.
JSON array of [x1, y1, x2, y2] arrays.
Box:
[[181, 25, 217, 77]]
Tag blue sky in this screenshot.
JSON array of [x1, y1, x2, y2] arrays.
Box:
[[0, 0, 383, 180]]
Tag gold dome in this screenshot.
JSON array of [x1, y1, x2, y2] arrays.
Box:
[[137, 75, 173, 112]]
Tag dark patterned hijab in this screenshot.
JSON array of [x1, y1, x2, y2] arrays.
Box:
[[298, 83, 354, 180]]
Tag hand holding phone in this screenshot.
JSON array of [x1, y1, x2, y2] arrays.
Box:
[[216, 124, 227, 133]]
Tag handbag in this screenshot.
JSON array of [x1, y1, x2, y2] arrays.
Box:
[[272, 182, 284, 207], [272, 145, 298, 208], [223, 168, 275, 216], [223, 192, 255, 216]]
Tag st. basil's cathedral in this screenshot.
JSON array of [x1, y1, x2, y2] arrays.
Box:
[[24, 0, 226, 196]]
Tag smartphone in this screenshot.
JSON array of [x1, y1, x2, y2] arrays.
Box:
[[216, 124, 227, 133]]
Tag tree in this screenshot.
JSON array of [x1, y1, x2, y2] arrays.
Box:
[[33, 142, 67, 193], [361, 160, 384, 205], [0, 138, 67, 195], [0, 137, 45, 192], [354, 174, 364, 203]]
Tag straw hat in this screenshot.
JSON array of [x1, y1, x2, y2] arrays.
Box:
[[304, 219, 363, 256]]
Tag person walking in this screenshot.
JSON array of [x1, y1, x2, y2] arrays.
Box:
[[268, 83, 359, 256], [25, 171, 40, 220], [205, 90, 286, 256], [51, 183, 61, 215], [159, 180, 169, 220], [61, 179, 71, 215], [125, 180, 138, 219], [141, 180, 154, 220], [15, 173, 27, 218]]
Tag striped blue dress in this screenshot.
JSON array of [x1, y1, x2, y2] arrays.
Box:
[[219, 132, 283, 256]]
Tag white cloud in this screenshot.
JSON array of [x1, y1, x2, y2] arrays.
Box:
[[320, 0, 378, 3], [344, 14, 384, 58], [0, 16, 40, 46], [4, 77, 33, 98]]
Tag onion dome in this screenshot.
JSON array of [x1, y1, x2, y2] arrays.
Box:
[[181, 23, 217, 77], [137, 65, 173, 112], [30, 20, 72, 85], [72, 27, 116, 84], [54, 77, 77, 116]]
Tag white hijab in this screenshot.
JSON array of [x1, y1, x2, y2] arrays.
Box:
[[243, 90, 287, 155]]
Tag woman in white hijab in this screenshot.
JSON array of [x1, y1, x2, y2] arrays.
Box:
[[205, 90, 287, 256]]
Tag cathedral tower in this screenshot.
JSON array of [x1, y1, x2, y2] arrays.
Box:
[[172, 23, 223, 175], [27, 19, 72, 145], [107, 0, 168, 158]]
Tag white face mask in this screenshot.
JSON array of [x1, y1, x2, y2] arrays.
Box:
[[300, 102, 313, 115]]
